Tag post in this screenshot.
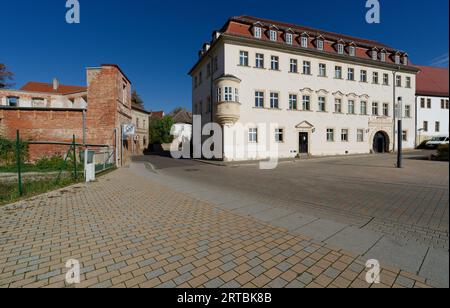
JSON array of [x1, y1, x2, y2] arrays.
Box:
[[72, 135, 78, 178], [16, 130, 23, 196], [397, 119, 403, 168], [392, 71, 397, 153]]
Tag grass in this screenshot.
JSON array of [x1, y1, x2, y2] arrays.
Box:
[[0, 156, 83, 173]]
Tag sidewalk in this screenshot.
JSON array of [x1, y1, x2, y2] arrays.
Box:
[[0, 168, 435, 288]]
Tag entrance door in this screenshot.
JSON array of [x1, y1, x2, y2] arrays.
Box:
[[299, 132, 309, 154], [373, 132, 387, 153]]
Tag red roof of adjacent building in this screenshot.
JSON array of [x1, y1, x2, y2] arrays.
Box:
[[415, 66, 449, 97], [20, 82, 87, 95], [150, 111, 165, 119]]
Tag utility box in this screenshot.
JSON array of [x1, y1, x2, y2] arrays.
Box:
[[81, 150, 96, 182]]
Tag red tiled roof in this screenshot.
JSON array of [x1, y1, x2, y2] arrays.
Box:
[[415, 66, 449, 97], [20, 82, 87, 95], [150, 111, 165, 119]]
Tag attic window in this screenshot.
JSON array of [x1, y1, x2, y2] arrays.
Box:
[[372, 50, 378, 61], [254, 26, 262, 39], [269, 30, 278, 42], [32, 98, 45, 107], [316, 38, 324, 50], [6, 96, 19, 107], [403, 55, 408, 65], [337, 43, 344, 55], [395, 54, 401, 64], [301, 35, 308, 48], [349, 46, 356, 56], [285, 33, 293, 45], [380, 52, 386, 62]]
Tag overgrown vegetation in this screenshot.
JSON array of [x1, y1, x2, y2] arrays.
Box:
[[0, 136, 28, 166], [0, 155, 83, 173], [149, 115, 174, 145]]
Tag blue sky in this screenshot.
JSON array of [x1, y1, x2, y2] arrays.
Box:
[[1, 0, 448, 113]]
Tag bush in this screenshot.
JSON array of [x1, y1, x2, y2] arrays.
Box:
[[149, 116, 174, 145], [0, 135, 28, 166], [437, 144, 449, 161]]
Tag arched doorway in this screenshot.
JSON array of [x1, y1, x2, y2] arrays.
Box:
[[373, 131, 390, 153]]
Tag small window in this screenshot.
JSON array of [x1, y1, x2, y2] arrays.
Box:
[[269, 30, 278, 42], [395, 54, 401, 64], [360, 101, 367, 115], [302, 61, 311, 75], [334, 99, 342, 113], [357, 129, 364, 142], [316, 39, 324, 51], [289, 94, 298, 110], [380, 52, 386, 62], [402, 131, 408, 142], [421, 98, 426, 108], [423, 121, 428, 132], [271, 56, 279, 70], [290, 59, 298, 73], [383, 103, 389, 116], [341, 129, 349, 142], [327, 129, 334, 142], [372, 50, 378, 61], [383, 74, 389, 85], [360, 70, 367, 83], [427, 99, 431, 109], [319, 63, 327, 77], [275, 129, 284, 143], [301, 36, 308, 48], [396, 75, 402, 87], [318, 97, 326, 112], [6, 96, 19, 107], [255, 91, 264, 108], [337, 44, 344, 55], [235, 88, 239, 103], [335, 66, 342, 79], [255, 53, 265, 68], [406, 77, 411, 88], [372, 72, 379, 84], [216, 88, 222, 102], [285, 33, 293, 45], [348, 100, 355, 114], [372, 102, 379, 116], [224, 87, 233, 101], [404, 105, 411, 118], [302, 96, 311, 111], [270, 93, 279, 109], [403, 56, 408, 66], [32, 98, 45, 107], [249, 128, 258, 143], [239, 51, 249, 66], [435, 122, 440, 133], [349, 46, 356, 57], [254, 27, 262, 39], [348, 68, 355, 81]]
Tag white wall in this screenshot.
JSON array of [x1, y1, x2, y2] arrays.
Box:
[[416, 95, 449, 141]]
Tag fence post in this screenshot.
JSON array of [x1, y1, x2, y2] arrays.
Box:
[[73, 135, 78, 178], [16, 130, 23, 196]]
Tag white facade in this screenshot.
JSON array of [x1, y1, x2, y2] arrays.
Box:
[[416, 96, 449, 143], [191, 24, 418, 161]]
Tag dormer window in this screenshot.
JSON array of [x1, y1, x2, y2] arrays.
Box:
[[380, 51, 386, 62], [316, 38, 324, 50], [372, 49, 378, 61], [403, 55, 408, 65], [269, 29, 278, 42], [254, 26, 262, 39], [337, 43, 344, 55], [301, 35, 308, 48], [395, 53, 401, 64], [285, 32, 293, 45], [348, 46, 356, 57]]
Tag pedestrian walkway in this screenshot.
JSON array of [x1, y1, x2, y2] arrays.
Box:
[[0, 168, 435, 288]]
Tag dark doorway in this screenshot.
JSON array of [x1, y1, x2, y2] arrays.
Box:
[[299, 132, 309, 154], [373, 131, 389, 153]]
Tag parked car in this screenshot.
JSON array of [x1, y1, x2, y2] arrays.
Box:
[[426, 136, 449, 149]]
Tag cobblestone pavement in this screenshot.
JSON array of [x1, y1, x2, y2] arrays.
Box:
[[0, 169, 435, 288]]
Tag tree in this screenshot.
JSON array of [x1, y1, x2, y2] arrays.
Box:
[[149, 116, 174, 145], [0, 64, 14, 89], [131, 90, 144, 107], [170, 107, 188, 116]]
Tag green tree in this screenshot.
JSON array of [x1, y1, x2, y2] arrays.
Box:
[[170, 107, 188, 116], [0, 64, 14, 89], [149, 116, 174, 144], [131, 90, 144, 107]]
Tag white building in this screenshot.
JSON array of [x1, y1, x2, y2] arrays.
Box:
[[189, 16, 418, 161], [415, 66, 449, 145]]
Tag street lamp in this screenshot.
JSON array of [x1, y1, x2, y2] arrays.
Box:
[[396, 96, 403, 168]]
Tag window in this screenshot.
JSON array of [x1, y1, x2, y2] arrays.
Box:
[[289, 94, 298, 110], [442, 99, 449, 109], [372, 72, 379, 84], [235, 89, 239, 103], [383, 74, 389, 85], [348, 100, 355, 114], [404, 105, 411, 118], [302, 61, 311, 75], [290, 59, 298, 73], [395, 54, 401, 64], [275, 129, 284, 143], [327, 129, 334, 142], [360, 101, 367, 115], [7, 96, 19, 107], [372, 50, 378, 61], [420, 98, 425, 108], [337, 44, 344, 54], [269, 30, 277, 42], [334, 99, 342, 113], [301, 36, 308, 48], [271, 56, 279, 70], [255, 53, 265, 68], [383, 103, 389, 116], [216, 88, 222, 102], [423, 121, 428, 132], [357, 129, 364, 142], [122, 84, 127, 103], [249, 128, 258, 143], [302, 95, 311, 111], [32, 98, 45, 107], [372, 102, 379, 116], [348, 68, 355, 81], [403, 56, 408, 66], [254, 27, 262, 39], [349, 46, 356, 57], [360, 70, 367, 82], [316, 39, 324, 50], [239, 51, 249, 66], [224, 87, 233, 101], [380, 52, 386, 62], [270, 92, 279, 109], [255, 91, 264, 108], [341, 129, 349, 142], [406, 77, 411, 88], [402, 131, 408, 142], [318, 97, 326, 112], [427, 99, 431, 109], [285, 33, 293, 45], [319, 63, 327, 77], [335, 66, 342, 79], [396, 75, 402, 87], [435, 122, 440, 133]]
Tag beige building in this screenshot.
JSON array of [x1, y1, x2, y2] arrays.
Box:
[[189, 16, 418, 161], [131, 103, 150, 155]]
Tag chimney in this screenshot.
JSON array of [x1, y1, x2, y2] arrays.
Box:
[[52, 78, 59, 91]]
